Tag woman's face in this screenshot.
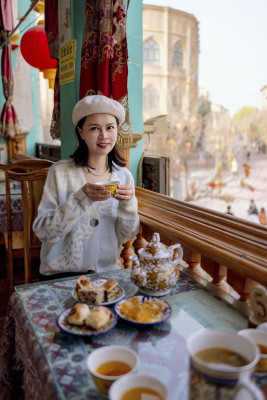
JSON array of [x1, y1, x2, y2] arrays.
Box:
[[78, 113, 118, 156]]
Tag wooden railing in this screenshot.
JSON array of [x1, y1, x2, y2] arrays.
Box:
[[121, 187, 267, 314]]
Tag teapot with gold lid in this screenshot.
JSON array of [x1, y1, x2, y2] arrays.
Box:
[[130, 232, 183, 296]]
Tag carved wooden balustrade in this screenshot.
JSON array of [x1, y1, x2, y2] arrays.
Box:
[[121, 187, 267, 315]]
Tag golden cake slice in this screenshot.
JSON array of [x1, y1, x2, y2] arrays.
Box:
[[78, 286, 105, 304], [103, 278, 119, 302]]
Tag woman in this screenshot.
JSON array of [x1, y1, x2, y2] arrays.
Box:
[[33, 95, 140, 279]]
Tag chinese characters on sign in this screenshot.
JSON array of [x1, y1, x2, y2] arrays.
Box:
[[59, 40, 76, 85]]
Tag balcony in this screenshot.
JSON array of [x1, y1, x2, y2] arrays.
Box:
[[121, 187, 267, 319]]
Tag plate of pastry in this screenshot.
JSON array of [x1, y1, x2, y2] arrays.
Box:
[[57, 303, 117, 337], [115, 296, 172, 327], [72, 275, 125, 306]]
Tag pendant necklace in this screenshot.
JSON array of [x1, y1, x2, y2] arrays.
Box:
[[87, 166, 109, 176]]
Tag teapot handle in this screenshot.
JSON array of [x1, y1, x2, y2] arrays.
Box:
[[169, 244, 183, 266]]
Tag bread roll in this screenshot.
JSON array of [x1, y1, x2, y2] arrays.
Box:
[[85, 306, 110, 330], [67, 303, 90, 326]]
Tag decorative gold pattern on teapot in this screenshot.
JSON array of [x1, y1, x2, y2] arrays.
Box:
[[130, 232, 183, 296]]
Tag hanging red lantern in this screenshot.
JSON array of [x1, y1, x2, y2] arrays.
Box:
[[20, 22, 57, 89]]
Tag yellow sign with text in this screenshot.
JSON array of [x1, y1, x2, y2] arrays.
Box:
[[59, 40, 76, 85]]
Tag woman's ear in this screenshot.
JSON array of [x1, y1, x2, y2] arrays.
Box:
[[78, 127, 84, 140]]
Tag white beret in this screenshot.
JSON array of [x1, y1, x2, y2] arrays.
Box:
[[72, 95, 125, 126]]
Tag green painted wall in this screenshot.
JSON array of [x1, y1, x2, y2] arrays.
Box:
[[60, 0, 143, 184]]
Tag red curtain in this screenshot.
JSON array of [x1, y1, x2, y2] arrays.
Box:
[[0, 0, 20, 138], [80, 0, 132, 146], [45, 0, 60, 139]]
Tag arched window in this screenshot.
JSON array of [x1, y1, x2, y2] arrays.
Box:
[[143, 86, 160, 111], [172, 42, 183, 68], [171, 88, 182, 111], [143, 39, 160, 65]]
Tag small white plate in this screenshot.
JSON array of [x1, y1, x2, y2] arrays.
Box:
[[72, 279, 125, 306], [57, 307, 117, 337], [115, 295, 172, 327]]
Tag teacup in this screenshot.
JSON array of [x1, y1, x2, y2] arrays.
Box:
[[109, 374, 169, 400], [86, 345, 139, 395], [238, 329, 267, 374], [257, 322, 267, 332], [96, 180, 120, 196], [187, 328, 264, 400]]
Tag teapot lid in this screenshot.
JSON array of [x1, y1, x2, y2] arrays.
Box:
[[138, 232, 172, 260]]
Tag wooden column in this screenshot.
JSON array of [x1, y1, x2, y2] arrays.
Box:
[[201, 256, 231, 293], [133, 226, 148, 255], [227, 270, 259, 302], [183, 247, 206, 277], [120, 239, 135, 269]]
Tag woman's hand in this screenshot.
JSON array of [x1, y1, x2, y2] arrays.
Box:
[[114, 184, 133, 202], [82, 183, 111, 202]]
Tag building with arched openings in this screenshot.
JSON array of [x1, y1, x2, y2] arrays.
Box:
[[143, 5, 199, 126]]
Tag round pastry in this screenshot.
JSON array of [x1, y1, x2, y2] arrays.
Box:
[[67, 303, 90, 326], [85, 306, 111, 330]]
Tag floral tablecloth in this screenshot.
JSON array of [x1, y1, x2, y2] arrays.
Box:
[[0, 269, 266, 400]]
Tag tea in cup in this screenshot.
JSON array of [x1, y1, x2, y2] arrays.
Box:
[[238, 329, 267, 374], [96, 180, 120, 196], [109, 374, 169, 400], [86, 345, 139, 395], [187, 328, 264, 400]]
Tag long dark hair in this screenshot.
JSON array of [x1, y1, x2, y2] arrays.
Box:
[[70, 116, 126, 171]]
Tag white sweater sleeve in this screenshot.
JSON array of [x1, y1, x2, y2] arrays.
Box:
[[33, 167, 99, 244], [115, 173, 140, 243]]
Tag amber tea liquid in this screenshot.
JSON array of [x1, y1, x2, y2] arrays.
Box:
[[96, 360, 131, 376], [120, 387, 162, 400]]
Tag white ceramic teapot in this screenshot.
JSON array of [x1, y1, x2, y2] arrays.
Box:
[[130, 232, 183, 296]]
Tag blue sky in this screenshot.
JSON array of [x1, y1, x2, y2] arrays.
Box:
[[143, 0, 267, 116]]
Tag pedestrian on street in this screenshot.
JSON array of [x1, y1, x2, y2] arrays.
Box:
[[258, 207, 267, 225], [226, 205, 234, 216], [248, 199, 258, 215]]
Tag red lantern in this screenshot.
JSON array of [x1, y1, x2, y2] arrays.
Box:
[[20, 23, 57, 88]]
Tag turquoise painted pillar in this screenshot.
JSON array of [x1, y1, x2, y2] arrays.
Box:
[[0, 0, 40, 160], [60, 0, 85, 159], [127, 0, 143, 184], [60, 0, 143, 184]]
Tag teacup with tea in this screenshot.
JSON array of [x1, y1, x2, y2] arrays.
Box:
[[238, 329, 267, 375], [187, 328, 264, 400], [96, 180, 120, 196], [109, 374, 169, 400], [86, 345, 139, 395]]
